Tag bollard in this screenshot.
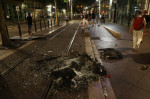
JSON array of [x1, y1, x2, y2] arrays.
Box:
[[48, 20, 49, 28], [40, 20, 42, 31], [44, 19, 46, 29], [51, 20, 52, 27], [34, 21, 37, 33], [54, 19, 55, 26], [18, 24, 22, 37], [58, 18, 59, 26], [5, 25, 9, 38]]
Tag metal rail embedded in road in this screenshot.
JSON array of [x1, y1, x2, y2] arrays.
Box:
[[66, 29, 78, 54], [42, 25, 79, 99], [0, 25, 69, 77]]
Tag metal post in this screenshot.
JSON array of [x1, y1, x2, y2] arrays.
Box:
[[147, 0, 150, 12], [109, 0, 112, 22], [67, 0, 68, 20], [40, 19, 42, 31], [113, 3, 117, 23], [5, 25, 9, 38], [33, 0, 37, 32], [48, 20, 49, 27], [34, 21, 37, 32], [128, 0, 132, 26], [51, 19, 52, 27], [54, 19, 55, 26], [17, 11, 22, 37], [44, 19, 46, 29]]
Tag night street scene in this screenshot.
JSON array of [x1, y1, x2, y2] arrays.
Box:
[[0, 0, 150, 99]]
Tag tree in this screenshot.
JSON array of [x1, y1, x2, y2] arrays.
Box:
[[0, 2, 11, 46], [54, 0, 58, 26]]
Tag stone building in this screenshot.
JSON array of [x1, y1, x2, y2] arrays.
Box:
[[1, 0, 44, 22]]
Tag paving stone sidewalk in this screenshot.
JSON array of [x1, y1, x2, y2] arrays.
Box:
[[0, 22, 66, 60], [89, 23, 150, 99]]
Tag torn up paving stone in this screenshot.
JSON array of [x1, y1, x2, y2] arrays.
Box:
[[141, 65, 148, 70], [99, 48, 122, 60], [49, 53, 107, 94]]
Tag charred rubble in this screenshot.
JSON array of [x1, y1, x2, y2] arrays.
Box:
[[99, 48, 122, 60], [49, 52, 107, 93]]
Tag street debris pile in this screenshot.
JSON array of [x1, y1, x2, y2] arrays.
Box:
[[47, 52, 107, 93], [99, 48, 122, 60], [141, 65, 148, 71]]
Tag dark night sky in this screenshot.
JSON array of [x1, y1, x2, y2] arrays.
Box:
[[37, 0, 96, 11], [73, 0, 96, 6]]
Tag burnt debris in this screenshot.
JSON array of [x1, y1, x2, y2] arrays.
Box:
[[49, 53, 107, 94], [99, 48, 122, 60]]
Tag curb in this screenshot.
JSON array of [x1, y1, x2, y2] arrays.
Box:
[[0, 24, 66, 60], [84, 29, 116, 99], [103, 26, 121, 40], [9, 24, 66, 41]]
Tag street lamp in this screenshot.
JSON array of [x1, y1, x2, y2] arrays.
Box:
[[47, 5, 52, 17]]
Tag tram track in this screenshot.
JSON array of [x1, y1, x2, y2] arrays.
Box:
[[0, 24, 70, 77], [0, 21, 80, 98], [41, 25, 79, 99]]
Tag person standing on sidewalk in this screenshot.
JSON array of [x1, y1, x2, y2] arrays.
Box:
[[88, 12, 92, 24], [26, 13, 32, 35], [130, 10, 146, 52], [101, 14, 105, 23], [141, 10, 150, 42], [143, 10, 150, 26], [92, 11, 95, 26], [142, 10, 150, 34]]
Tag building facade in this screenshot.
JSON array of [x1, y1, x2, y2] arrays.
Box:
[[143, 0, 150, 14], [1, 0, 44, 22], [109, 0, 146, 26]]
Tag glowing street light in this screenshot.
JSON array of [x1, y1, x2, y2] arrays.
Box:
[[47, 5, 52, 17]]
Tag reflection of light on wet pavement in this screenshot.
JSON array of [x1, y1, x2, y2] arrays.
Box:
[[101, 37, 116, 42]]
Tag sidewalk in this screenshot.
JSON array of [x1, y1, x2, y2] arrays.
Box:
[[0, 20, 65, 43], [89, 23, 150, 99], [0, 22, 66, 60]]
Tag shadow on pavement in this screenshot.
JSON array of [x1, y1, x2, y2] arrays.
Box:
[[133, 53, 150, 64], [117, 48, 133, 52], [120, 38, 132, 41]]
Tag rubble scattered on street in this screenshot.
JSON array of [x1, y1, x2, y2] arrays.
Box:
[[99, 48, 122, 60], [141, 65, 148, 71], [48, 52, 107, 94]]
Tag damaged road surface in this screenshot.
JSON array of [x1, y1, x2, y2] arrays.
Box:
[[99, 48, 122, 60], [0, 21, 108, 99], [45, 53, 107, 99]]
